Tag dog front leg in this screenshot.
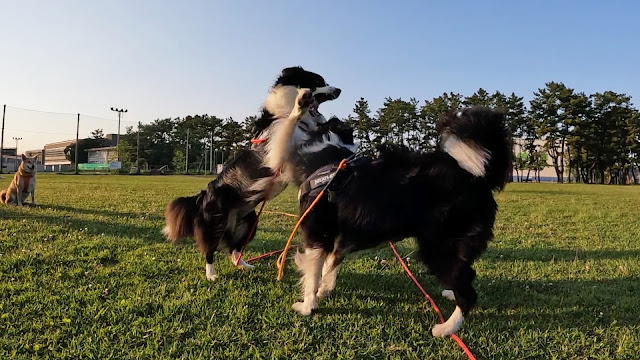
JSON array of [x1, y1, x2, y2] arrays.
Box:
[[292, 247, 326, 315], [30, 189, 36, 205], [16, 184, 23, 206], [205, 250, 217, 281]]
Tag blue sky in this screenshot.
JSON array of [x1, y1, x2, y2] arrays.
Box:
[[1, 1, 638, 152]]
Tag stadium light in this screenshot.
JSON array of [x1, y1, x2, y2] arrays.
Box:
[[110, 108, 128, 161]]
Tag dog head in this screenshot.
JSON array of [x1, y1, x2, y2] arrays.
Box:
[[20, 154, 38, 174], [264, 66, 341, 119]]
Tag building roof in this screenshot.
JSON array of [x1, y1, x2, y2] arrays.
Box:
[[44, 139, 76, 149], [85, 146, 117, 152]]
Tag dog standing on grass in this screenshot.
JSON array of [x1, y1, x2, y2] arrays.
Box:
[[0, 154, 38, 206], [163, 67, 347, 281]]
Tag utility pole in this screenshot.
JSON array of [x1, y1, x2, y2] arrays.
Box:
[[136, 122, 141, 174], [1, 105, 5, 173], [210, 132, 214, 175], [110, 107, 127, 161], [75, 114, 79, 174], [185, 128, 189, 175]]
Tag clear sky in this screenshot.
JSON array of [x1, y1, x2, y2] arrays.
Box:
[[1, 1, 638, 152]]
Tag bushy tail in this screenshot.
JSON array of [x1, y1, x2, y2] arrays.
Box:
[[439, 107, 513, 190], [0, 190, 8, 203], [162, 192, 202, 242]]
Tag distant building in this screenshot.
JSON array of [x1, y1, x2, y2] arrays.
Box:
[[86, 146, 117, 164], [1, 148, 18, 172], [44, 139, 75, 172], [1, 148, 17, 157]]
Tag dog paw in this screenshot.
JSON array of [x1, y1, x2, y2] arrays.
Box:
[[296, 89, 314, 109], [316, 287, 332, 298], [441, 290, 455, 301], [237, 261, 255, 270], [432, 323, 456, 337], [292, 302, 313, 316], [206, 274, 218, 282]]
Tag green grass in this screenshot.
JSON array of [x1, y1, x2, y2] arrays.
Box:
[[1, 174, 639, 359]]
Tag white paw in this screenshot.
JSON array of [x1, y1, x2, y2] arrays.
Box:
[[431, 306, 464, 337], [442, 290, 456, 301], [432, 322, 455, 337], [231, 251, 255, 269], [206, 274, 218, 282], [292, 302, 313, 316], [238, 262, 255, 269], [296, 88, 314, 109]]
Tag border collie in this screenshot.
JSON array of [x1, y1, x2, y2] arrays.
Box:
[[291, 108, 512, 337], [163, 67, 344, 281]]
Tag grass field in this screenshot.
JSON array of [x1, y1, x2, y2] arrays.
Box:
[[1, 174, 639, 359]]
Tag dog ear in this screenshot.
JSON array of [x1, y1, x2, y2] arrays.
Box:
[[21, 154, 27, 162], [282, 66, 304, 77]]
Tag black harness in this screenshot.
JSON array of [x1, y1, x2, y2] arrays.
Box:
[[299, 154, 369, 201]]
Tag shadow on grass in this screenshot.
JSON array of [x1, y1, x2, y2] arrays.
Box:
[[38, 204, 164, 221], [488, 247, 640, 261]]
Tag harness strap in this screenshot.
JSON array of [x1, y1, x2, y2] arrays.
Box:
[[22, 175, 32, 192]]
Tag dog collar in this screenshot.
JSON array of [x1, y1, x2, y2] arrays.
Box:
[[251, 138, 266, 144]]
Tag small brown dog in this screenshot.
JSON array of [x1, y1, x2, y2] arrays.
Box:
[[0, 155, 38, 206]]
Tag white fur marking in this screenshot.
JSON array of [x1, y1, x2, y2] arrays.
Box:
[[205, 263, 217, 281], [263, 88, 310, 172], [431, 306, 464, 337], [231, 250, 255, 269], [300, 132, 358, 154], [312, 86, 337, 96], [442, 289, 456, 301], [317, 253, 340, 298], [443, 135, 490, 177], [161, 224, 172, 238], [292, 248, 326, 315]]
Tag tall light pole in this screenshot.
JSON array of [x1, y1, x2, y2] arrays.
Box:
[[12, 137, 22, 156], [110, 107, 127, 161]]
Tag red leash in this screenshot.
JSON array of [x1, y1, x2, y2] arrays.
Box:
[[245, 212, 476, 360], [388, 242, 476, 360]]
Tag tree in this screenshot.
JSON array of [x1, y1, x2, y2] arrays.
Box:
[[419, 92, 463, 150], [352, 98, 378, 154], [464, 88, 492, 108], [91, 128, 105, 139], [529, 82, 576, 183]]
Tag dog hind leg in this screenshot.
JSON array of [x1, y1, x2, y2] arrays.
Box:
[[317, 243, 345, 298]]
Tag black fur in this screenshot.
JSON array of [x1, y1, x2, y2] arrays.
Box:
[[163, 67, 350, 276], [296, 108, 512, 321], [253, 66, 337, 137]]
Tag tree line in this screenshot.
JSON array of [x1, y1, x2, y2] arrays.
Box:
[[344, 82, 639, 184], [67, 82, 640, 184]]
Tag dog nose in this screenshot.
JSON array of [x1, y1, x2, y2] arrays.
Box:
[[333, 88, 341, 98]]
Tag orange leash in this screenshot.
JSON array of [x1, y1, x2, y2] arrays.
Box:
[[234, 168, 280, 266], [275, 158, 348, 280]]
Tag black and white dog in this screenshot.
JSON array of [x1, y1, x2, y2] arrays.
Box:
[[291, 108, 512, 337], [163, 67, 346, 281]]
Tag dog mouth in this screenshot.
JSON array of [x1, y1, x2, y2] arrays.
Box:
[[312, 87, 341, 104]]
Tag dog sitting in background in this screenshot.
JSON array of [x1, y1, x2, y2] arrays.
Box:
[[163, 67, 349, 281], [1, 154, 38, 206]]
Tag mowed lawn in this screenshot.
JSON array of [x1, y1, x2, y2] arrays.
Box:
[[1, 174, 639, 359]]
